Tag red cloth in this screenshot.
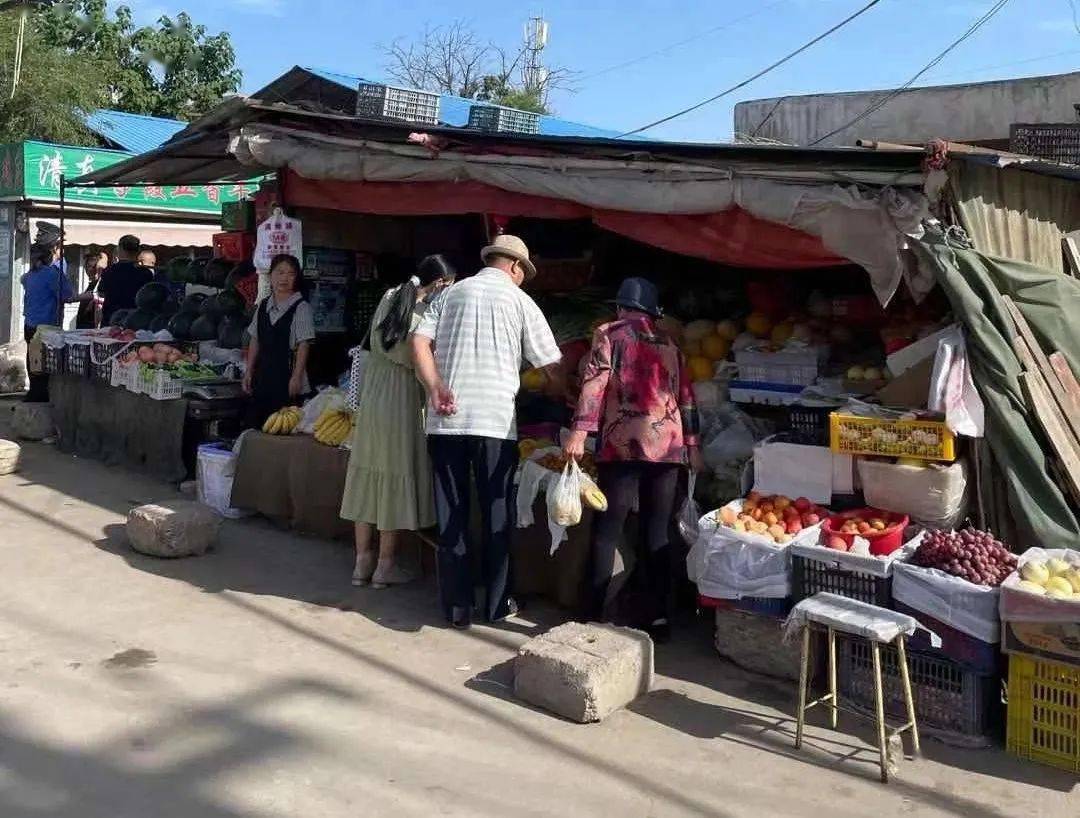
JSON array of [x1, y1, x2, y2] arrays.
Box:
[[571, 314, 699, 464], [283, 172, 844, 269]]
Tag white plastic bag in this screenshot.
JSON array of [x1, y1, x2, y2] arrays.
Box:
[[928, 326, 984, 437], [297, 387, 346, 434], [196, 443, 251, 519], [678, 472, 702, 545], [691, 526, 792, 600], [254, 207, 303, 270], [858, 458, 968, 529], [546, 461, 583, 554]]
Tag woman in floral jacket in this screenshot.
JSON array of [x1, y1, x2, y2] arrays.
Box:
[[564, 277, 702, 641]]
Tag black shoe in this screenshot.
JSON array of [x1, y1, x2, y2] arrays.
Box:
[[645, 619, 671, 644], [450, 606, 471, 630], [490, 597, 522, 623]]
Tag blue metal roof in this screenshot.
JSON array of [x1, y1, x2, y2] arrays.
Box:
[[82, 109, 187, 154], [303, 67, 625, 140]]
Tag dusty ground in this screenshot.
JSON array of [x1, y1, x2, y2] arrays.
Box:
[[0, 403, 1075, 817]]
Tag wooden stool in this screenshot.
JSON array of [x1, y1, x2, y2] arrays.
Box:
[[791, 593, 921, 783]]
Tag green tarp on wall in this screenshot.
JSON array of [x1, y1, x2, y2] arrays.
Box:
[[912, 227, 1080, 549]]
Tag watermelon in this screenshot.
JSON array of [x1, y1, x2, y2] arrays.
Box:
[[216, 314, 247, 349], [203, 258, 233, 289], [216, 288, 246, 316], [200, 294, 224, 318], [189, 314, 220, 341], [135, 281, 171, 311], [163, 257, 192, 283], [109, 308, 133, 327], [123, 309, 156, 331], [148, 314, 172, 333], [225, 262, 255, 291], [181, 292, 207, 314], [159, 298, 180, 317], [167, 312, 195, 340]]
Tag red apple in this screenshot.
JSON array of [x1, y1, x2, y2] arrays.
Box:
[[794, 497, 812, 513], [802, 513, 820, 526], [786, 520, 803, 535], [827, 536, 849, 551]]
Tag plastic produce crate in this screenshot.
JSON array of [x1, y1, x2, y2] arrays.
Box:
[[791, 553, 893, 607], [356, 82, 439, 125], [90, 339, 124, 384], [733, 596, 793, 618], [838, 636, 1001, 737], [138, 368, 183, 400], [1006, 654, 1080, 774], [830, 412, 956, 461], [65, 342, 90, 378], [893, 601, 1000, 676], [735, 346, 823, 386], [213, 231, 255, 262], [42, 344, 66, 375], [787, 402, 835, 445], [468, 104, 541, 134]]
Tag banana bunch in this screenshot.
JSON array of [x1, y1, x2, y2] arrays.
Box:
[[262, 406, 302, 435], [314, 408, 353, 447], [579, 472, 608, 512]]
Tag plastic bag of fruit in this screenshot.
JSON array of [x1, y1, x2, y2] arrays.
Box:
[[1000, 547, 1080, 623], [547, 460, 583, 554], [677, 473, 703, 545]]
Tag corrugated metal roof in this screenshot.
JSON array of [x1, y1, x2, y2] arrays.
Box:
[[303, 66, 626, 139], [82, 109, 187, 154]]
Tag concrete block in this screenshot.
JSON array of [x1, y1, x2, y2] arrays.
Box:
[[13, 402, 53, 441], [127, 500, 221, 558], [0, 439, 20, 475], [514, 622, 653, 723]]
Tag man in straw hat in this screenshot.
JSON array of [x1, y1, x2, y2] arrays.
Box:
[[412, 235, 563, 629]]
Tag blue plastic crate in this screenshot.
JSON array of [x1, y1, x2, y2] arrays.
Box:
[[733, 596, 793, 618]]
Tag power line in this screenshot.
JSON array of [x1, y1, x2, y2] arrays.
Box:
[[807, 0, 1016, 146], [618, 0, 885, 138], [921, 48, 1080, 83], [578, 0, 791, 84]]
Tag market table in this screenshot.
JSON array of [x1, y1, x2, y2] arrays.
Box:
[[230, 432, 355, 540], [50, 374, 189, 483]]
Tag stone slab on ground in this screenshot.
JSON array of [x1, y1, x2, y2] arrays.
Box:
[[515, 622, 653, 723], [126, 499, 221, 558], [12, 402, 53, 441], [0, 439, 19, 475]]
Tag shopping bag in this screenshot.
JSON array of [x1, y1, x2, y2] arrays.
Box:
[[677, 472, 702, 545], [547, 460, 583, 554], [254, 207, 303, 270]]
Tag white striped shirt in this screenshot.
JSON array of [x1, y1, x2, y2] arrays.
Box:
[[415, 268, 561, 439]]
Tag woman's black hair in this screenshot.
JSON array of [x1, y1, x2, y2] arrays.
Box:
[[377, 254, 455, 351], [268, 253, 308, 299]]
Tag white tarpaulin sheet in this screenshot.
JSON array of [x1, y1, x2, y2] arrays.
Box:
[[234, 125, 929, 305]]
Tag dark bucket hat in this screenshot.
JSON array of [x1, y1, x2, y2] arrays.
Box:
[[613, 277, 663, 318]]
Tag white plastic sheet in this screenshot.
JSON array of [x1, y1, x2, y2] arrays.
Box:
[[296, 387, 346, 434], [752, 438, 839, 505], [858, 458, 969, 530], [788, 530, 922, 579], [689, 527, 792, 600], [893, 562, 1000, 644], [1000, 547, 1080, 624], [784, 592, 941, 646]]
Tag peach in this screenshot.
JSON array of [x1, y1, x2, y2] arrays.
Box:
[[774, 496, 792, 511], [751, 508, 764, 522], [743, 499, 758, 512], [786, 520, 803, 535], [767, 524, 787, 540], [827, 535, 849, 551], [758, 501, 775, 514], [763, 512, 780, 527], [870, 519, 887, 531], [857, 522, 872, 535], [746, 491, 763, 504], [719, 506, 738, 526], [776, 533, 793, 544], [733, 520, 747, 532]]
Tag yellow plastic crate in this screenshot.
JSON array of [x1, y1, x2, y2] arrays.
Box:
[[829, 412, 956, 461], [1006, 654, 1080, 774]]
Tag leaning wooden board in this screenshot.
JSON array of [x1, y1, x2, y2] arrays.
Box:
[[1018, 371, 1080, 508]]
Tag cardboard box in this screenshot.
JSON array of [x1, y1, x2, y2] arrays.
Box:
[[1002, 620, 1080, 666]]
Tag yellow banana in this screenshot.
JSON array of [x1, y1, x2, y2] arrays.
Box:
[[262, 414, 275, 433]]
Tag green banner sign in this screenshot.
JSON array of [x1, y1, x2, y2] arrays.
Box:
[[0, 141, 256, 214]]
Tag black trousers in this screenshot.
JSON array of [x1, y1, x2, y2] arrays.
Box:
[[24, 327, 49, 403], [588, 461, 681, 623], [429, 435, 519, 622]]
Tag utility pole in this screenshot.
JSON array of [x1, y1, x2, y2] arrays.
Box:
[[521, 15, 550, 107]]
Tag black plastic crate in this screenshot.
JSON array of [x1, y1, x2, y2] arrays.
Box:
[[42, 345, 66, 375], [787, 403, 834, 446], [837, 635, 1001, 737], [66, 343, 90, 378], [792, 553, 893, 607]]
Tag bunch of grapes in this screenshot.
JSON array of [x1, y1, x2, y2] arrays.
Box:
[[910, 527, 1019, 587]]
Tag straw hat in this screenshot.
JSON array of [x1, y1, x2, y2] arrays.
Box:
[[480, 234, 536, 280]]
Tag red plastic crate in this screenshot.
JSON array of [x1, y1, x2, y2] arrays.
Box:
[[213, 231, 255, 262]]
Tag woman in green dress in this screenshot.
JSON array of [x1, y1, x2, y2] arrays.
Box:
[[341, 255, 456, 588]]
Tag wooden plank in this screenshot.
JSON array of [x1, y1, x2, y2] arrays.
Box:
[[1019, 371, 1080, 509], [1049, 351, 1080, 417], [1062, 233, 1080, 279], [1003, 296, 1080, 445]]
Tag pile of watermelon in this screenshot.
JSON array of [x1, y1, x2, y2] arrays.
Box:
[[112, 283, 250, 349]]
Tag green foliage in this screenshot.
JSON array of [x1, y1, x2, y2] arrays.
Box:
[[477, 82, 547, 114], [0, 12, 106, 144], [35, 1, 241, 122]]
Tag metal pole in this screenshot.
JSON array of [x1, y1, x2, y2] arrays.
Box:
[[58, 174, 65, 327]]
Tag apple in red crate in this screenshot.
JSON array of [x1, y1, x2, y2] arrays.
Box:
[[802, 512, 820, 526], [827, 536, 849, 552], [794, 497, 812, 513]]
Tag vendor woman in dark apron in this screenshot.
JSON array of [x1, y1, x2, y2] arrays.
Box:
[[242, 254, 315, 429]]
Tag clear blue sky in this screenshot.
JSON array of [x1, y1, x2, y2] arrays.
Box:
[[128, 0, 1079, 140]]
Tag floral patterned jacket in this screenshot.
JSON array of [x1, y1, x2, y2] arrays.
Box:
[[571, 313, 700, 463]]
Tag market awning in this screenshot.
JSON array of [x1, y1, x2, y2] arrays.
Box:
[[36, 217, 216, 248]]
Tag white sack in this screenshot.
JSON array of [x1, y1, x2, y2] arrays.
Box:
[[893, 562, 1000, 644], [858, 458, 968, 530]]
